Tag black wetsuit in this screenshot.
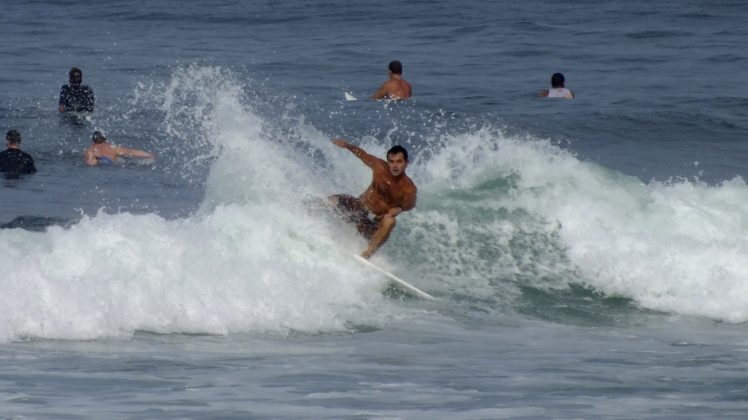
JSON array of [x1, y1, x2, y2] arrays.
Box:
[[59, 84, 95, 112], [0, 148, 37, 176]]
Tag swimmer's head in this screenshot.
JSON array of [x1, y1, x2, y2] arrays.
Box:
[[551, 73, 565, 88], [6, 130, 21, 145], [92, 131, 107, 144], [388, 61, 403, 75], [69, 67, 83, 86]]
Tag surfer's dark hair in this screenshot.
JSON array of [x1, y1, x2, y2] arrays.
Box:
[[388, 60, 403, 75], [551, 72, 565, 88], [387, 145, 408, 162], [6, 130, 21, 144]]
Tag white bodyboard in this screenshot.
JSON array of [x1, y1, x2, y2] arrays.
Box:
[[354, 255, 436, 300]]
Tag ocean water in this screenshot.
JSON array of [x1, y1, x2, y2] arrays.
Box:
[[2, 0, 748, 418]]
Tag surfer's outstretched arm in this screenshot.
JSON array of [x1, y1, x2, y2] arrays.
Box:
[[114, 146, 154, 160], [331, 139, 380, 168]]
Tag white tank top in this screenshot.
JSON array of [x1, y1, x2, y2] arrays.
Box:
[[547, 88, 573, 99]]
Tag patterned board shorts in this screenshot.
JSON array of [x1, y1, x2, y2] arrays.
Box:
[[331, 194, 380, 239]]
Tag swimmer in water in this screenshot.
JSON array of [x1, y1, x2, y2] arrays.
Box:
[[370, 60, 412, 100], [59, 67, 95, 113], [539, 72, 575, 99], [84, 131, 154, 166], [1, 130, 37, 177]]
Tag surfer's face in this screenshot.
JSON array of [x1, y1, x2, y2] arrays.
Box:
[[387, 152, 407, 177]]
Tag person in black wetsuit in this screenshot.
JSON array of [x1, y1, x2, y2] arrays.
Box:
[[0, 130, 37, 177], [58, 67, 94, 113]]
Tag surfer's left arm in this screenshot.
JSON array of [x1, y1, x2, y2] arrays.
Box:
[[401, 183, 417, 212], [387, 183, 417, 217]]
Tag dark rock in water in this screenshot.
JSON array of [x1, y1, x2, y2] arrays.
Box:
[[0, 215, 77, 232]]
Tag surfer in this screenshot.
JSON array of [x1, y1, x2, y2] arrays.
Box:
[[370, 61, 412, 100], [539, 72, 574, 99], [59, 67, 95, 113], [0, 130, 36, 177], [84, 131, 154, 166], [329, 139, 417, 258]]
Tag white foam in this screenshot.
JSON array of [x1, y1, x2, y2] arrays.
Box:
[[415, 126, 748, 322], [0, 66, 415, 343]]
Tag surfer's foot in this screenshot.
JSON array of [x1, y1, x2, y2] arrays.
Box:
[[360, 249, 373, 259]]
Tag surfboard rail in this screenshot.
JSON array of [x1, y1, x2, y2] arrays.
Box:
[[354, 255, 436, 300]]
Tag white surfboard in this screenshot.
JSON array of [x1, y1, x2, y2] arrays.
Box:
[[354, 255, 436, 300], [344, 92, 357, 101]]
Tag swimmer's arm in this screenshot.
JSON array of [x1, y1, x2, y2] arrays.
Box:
[[538, 89, 549, 98], [114, 146, 154, 159], [370, 82, 389, 100], [59, 86, 67, 112], [331, 138, 379, 168], [84, 148, 98, 166]]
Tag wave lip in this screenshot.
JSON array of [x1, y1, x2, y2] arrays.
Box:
[[411, 124, 748, 323]]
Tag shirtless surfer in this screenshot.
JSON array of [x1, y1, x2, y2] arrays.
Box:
[[84, 131, 154, 166], [329, 139, 417, 258], [370, 61, 412, 100]]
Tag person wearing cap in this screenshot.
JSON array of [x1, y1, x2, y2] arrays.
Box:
[[0, 130, 37, 177], [84, 131, 154, 166], [539, 72, 575, 99], [59, 67, 95, 113], [370, 60, 412, 100]]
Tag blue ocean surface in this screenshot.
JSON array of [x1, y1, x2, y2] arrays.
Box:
[[2, 0, 748, 418]]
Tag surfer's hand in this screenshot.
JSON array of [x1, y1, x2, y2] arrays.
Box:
[[331, 138, 348, 148], [387, 207, 402, 217]]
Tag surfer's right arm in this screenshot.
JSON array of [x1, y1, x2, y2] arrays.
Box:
[[370, 82, 388, 100], [331, 139, 379, 167]]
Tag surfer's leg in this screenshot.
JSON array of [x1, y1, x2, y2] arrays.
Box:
[[361, 215, 396, 259], [328, 194, 356, 210], [329, 194, 365, 224]]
